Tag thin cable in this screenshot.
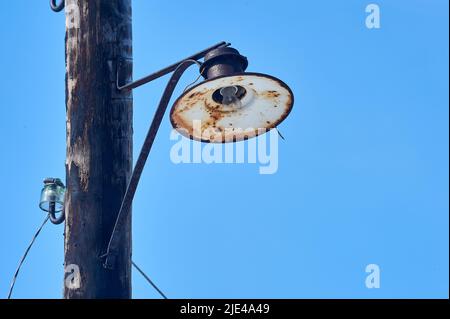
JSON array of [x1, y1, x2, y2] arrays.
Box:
[[276, 127, 285, 140], [183, 61, 205, 93], [7, 214, 50, 299], [183, 73, 203, 92], [132, 260, 168, 299]]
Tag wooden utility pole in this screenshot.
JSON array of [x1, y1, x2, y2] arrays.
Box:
[[63, 0, 133, 298]]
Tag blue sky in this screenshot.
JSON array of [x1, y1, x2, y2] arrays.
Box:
[[0, 0, 448, 298]]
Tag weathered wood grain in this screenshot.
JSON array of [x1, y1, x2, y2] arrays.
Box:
[[64, 0, 133, 299]]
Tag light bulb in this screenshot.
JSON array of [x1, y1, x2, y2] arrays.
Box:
[[220, 86, 242, 110]]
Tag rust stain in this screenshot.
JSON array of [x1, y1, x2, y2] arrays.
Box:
[[170, 74, 294, 144], [261, 90, 281, 98], [188, 91, 202, 99], [177, 90, 209, 113], [210, 111, 222, 122]]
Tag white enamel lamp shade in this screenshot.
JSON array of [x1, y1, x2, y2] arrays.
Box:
[[170, 72, 294, 143]]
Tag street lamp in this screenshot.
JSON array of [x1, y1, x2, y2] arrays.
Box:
[[99, 41, 295, 268], [116, 42, 293, 143], [102, 42, 294, 269]]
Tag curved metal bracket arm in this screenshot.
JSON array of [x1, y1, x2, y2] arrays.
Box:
[[117, 41, 230, 91], [102, 60, 199, 269]]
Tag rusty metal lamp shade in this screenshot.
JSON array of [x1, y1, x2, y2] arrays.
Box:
[[170, 47, 294, 143]]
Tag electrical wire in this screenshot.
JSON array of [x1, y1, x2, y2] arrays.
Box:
[[9, 59, 201, 299], [183, 61, 205, 93], [132, 260, 168, 299], [276, 128, 285, 140], [7, 214, 168, 299], [7, 214, 50, 299], [183, 73, 203, 93]]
